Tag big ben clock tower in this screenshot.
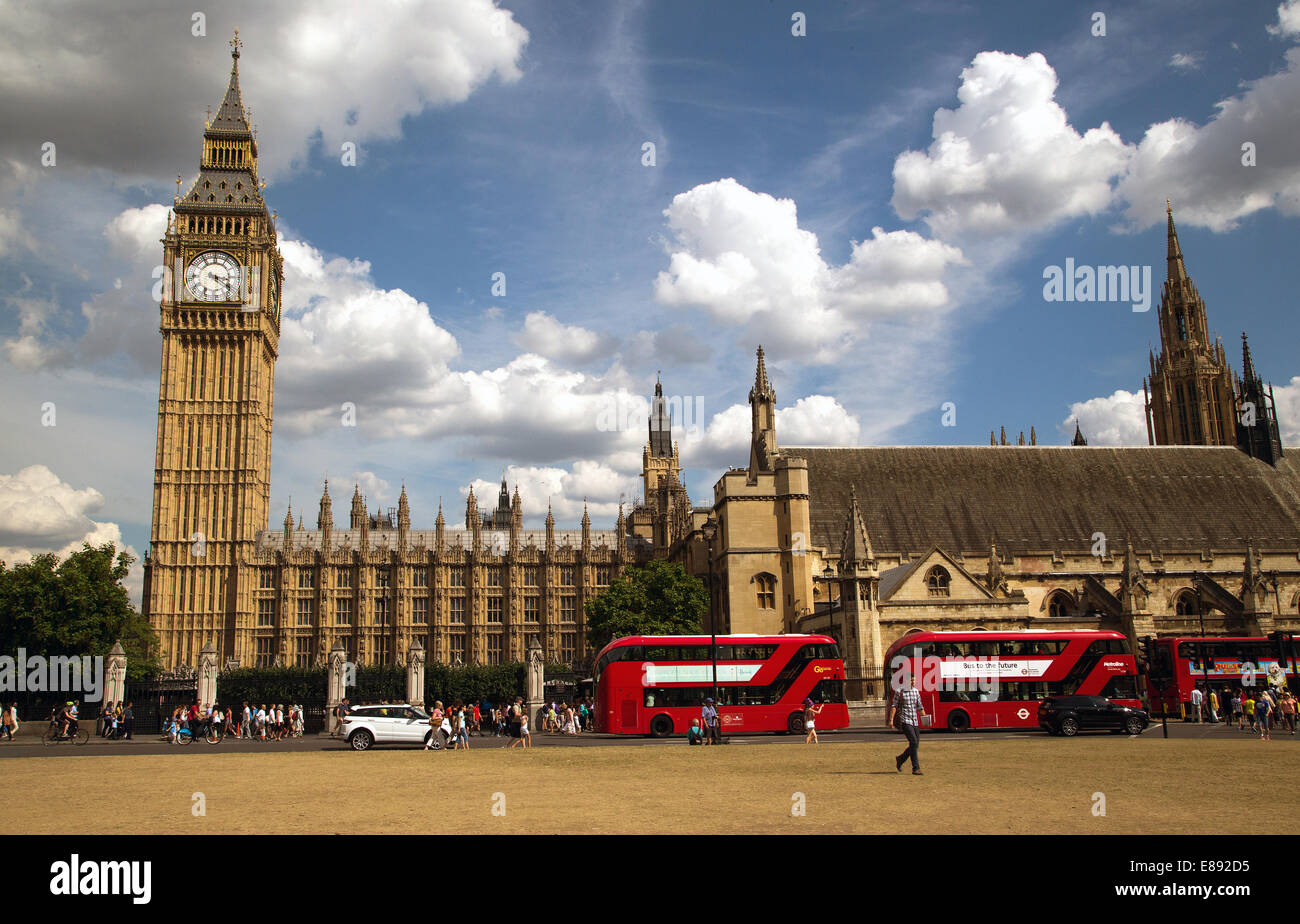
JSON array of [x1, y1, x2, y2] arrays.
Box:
[[142, 31, 282, 669]]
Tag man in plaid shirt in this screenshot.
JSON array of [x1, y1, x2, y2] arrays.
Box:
[[887, 674, 927, 775]]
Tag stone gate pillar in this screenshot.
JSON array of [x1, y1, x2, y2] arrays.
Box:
[[105, 640, 127, 706], [326, 640, 347, 735], [526, 636, 544, 726], [406, 638, 425, 707], [197, 640, 218, 708]]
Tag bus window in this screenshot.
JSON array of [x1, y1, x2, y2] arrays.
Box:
[[720, 644, 779, 660], [1100, 676, 1139, 700], [808, 679, 846, 704]]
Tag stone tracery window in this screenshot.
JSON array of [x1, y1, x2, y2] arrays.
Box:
[[1047, 590, 1072, 618], [755, 573, 776, 610], [926, 566, 951, 597]]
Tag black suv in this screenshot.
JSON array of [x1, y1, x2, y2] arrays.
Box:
[[1038, 695, 1148, 737]]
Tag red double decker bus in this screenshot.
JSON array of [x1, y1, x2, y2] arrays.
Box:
[[593, 634, 850, 736], [883, 630, 1140, 732], [1147, 636, 1297, 718]]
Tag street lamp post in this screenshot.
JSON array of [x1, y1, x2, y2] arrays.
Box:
[[701, 519, 718, 705], [1194, 577, 1208, 721], [823, 564, 836, 624]]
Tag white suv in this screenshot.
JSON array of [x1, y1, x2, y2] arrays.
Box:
[[341, 704, 432, 750]]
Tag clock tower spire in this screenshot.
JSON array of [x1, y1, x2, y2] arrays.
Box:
[[142, 32, 283, 669]]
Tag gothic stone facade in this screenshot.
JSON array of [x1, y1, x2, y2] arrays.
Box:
[[142, 42, 629, 670], [663, 211, 1300, 699], [239, 483, 625, 670]]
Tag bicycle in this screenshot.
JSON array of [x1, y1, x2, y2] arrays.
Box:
[[176, 721, 224, 745], [42, 722, 89, 746]]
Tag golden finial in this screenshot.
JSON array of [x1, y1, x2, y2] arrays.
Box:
[[1166, 197, 1172, 215], [230, 28, 242, 58]]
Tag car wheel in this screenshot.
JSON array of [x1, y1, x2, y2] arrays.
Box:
[[349, 729, 373, 751], [787, 712, 804, 734], [649, 714, 673, 738], [947, 710, 971, 733], [1059, 716, 1079, 737], [1125, 716, 1145, 736]]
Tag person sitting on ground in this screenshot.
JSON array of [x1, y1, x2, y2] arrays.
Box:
[[687, 719, 705, 745]]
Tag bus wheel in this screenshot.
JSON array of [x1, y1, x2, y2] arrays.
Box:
[[649, 714, 673, 738], [787, 712, 804, 734], [947, 711, 971, 733]]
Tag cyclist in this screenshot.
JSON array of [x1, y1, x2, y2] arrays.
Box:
[[59, 702, 79, 738]]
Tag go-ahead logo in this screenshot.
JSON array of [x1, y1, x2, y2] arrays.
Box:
[[49, 855, 151, 904]]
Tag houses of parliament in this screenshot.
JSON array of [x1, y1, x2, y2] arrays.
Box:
[[144, 40, 1300, 687]]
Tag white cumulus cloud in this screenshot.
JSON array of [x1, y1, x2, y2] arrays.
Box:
[[654, 178, 964, 362], [1115, 45, 1300, 231], [0, 464, 141, 604], [512, 311, 618, 365], [892, 51, 1132, 239], [1269, 0, 1300, 37], [679, 395, 862, 470], [275, 238, 461, 431], [1061, 389, 1148, 446], [0, 0, 529, 181], [1269, 375, 1300, 444]]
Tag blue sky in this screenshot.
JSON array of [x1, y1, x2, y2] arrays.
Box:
[[1, 0, 1298, 603]]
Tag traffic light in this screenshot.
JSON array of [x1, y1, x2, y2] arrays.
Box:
[[1136, 636, 1155, 675], [1271, 631, 1297, 673]]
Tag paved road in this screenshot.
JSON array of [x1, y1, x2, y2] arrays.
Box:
[[1, 717, 1291, 758]]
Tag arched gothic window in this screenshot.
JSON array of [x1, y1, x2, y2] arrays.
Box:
[[926, 566, 951, 597], [755, 573, 776, 610]]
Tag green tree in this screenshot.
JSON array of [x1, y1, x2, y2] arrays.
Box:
[[584, 559, 707, 652], [0, 542, 159, 680]]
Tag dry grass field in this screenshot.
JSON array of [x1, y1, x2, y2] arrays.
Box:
[[5, 737, 1296, 835]]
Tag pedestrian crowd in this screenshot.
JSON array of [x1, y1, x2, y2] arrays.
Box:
[[1191, 684, 1297, 740], [96, 701, 135, 739], [164, 701, 307, 743], [537, 700, 590, 735], [421, 697, 593, 749], [0, 702, 19, 741]]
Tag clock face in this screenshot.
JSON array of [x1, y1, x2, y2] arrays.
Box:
[[185, 251, 241, 302]]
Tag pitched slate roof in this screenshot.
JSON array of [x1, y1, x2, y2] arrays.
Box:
[[180, 168, 264, 210], [787, 446, 1300, 556]]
